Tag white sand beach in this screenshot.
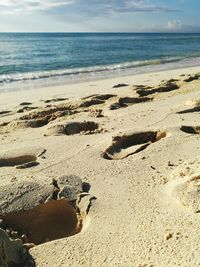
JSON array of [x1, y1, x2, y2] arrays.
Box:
[[1, 66, 200, 266]]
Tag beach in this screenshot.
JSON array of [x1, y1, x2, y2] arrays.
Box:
[[1, 66, 200, 266]]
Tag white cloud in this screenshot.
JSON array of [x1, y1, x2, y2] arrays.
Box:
[[76, 0, 180, 15], [0, 0, 180, 15], [148, 20, 200, 33], [0, 0, 74, 14], [166, 20, 182, 30]]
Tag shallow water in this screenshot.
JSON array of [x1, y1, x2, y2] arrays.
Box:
[[0, 33, 200, 92]]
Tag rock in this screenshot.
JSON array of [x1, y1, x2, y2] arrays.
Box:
[[57, 175, 83, 190], [57, 175, 83, 201], [58, 186, 80, 201]]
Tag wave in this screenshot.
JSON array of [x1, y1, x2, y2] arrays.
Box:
[[0, 56, 192, 84]]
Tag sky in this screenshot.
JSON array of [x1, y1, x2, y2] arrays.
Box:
[[0, 0, 199, 32]]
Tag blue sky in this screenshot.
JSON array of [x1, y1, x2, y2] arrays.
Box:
[[0, 0, 199, 32]]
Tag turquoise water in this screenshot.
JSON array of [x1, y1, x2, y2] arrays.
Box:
[[0, 33, 200, 91]]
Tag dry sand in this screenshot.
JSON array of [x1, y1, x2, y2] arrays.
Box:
[[1, 66, 200, 266]]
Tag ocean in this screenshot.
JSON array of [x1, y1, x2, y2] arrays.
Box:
[[0, 32, 200, 92]]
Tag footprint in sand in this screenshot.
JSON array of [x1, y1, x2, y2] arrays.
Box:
[[9, 106, 76, 130], [109, 96, 152, 110], [164, 175, 200, 213], [163, 159, 200, 213], [2, 95, 114, 132], [136, 80, 179, 97], [180, 125, 200, 134], [9, 118, 50, 129], [184, 73, 200, 82], [45, 121, 101, 136], [177, 98, 200, 114], [0, 146, 46, 168], [80, 94, 116, 108], [0, 175, 95, 246], [102, 130, 166, 160], [177, 106, 200, 114], [0, 110, 12, 117], [19, 102, 32, 106], [17, 106, 38, 113]]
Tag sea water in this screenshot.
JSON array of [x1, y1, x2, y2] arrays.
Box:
[[0, 32, 200, 92]]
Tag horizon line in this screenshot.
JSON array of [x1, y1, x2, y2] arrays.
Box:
[[0, 31, 200, 34]]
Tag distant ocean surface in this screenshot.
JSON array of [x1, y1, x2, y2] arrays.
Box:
[[0, 33, 200, 92]]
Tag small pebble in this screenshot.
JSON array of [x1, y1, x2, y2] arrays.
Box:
[[165, 233, 173, 240]]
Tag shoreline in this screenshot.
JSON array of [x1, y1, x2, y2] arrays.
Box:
[[0, 65, 200, 110], [1, 55, 200, 94]]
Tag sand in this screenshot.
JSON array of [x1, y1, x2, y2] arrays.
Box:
[[1, 66, 200, 266]]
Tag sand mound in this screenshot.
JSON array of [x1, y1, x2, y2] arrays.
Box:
[[102, 130, 166, 160]]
